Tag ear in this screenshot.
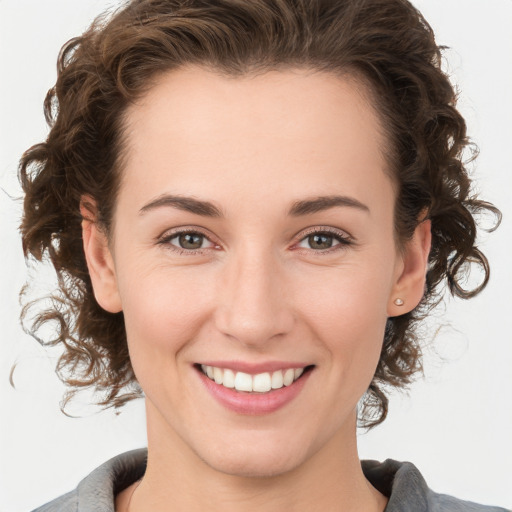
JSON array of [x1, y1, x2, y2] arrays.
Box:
[[387, 218, 431, 317], [80, 196, 122, 313]]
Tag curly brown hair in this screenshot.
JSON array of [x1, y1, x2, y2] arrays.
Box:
[[19, 0, 500, 427]]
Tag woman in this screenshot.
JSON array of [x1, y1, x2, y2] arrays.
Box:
[[4, 0, 510, 510]]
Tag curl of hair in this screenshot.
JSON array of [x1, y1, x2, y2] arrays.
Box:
[[19, 0, 500, 426]]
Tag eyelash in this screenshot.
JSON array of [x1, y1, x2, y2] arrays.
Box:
[[156, 228, 218, 255], [293, 227, 353, 255], [156, 226, 353, 256]]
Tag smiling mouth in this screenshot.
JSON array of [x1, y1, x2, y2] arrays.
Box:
[[196, 364, 314, 393]]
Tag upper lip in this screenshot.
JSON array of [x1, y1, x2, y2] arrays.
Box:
[[196, 360, 312, 374]]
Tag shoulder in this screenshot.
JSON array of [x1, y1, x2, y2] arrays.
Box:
[[361, 459, 510, 512], [31, 449, 147, 512], [32, 490, 77, 512]]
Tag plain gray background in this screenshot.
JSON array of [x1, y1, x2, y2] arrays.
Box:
[[1, 1, 511, 510]]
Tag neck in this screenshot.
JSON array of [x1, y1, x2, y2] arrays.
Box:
[[121, 404, 387, 512]]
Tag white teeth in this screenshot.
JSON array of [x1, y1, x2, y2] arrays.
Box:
[[200, 365, 307, 393], [283, 368, 295, 386], [271, 370, 284, 389], [234, 371, 253, 392], [253, 373, 272, 393], [213, 367, 223, 384], [223, 369, 235, 388]]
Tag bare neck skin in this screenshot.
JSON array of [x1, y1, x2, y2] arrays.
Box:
[[116, 404, 387, 512]]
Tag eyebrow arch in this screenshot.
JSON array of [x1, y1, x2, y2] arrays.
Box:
[[288, 195, 370, 216], [139, 195, 223, 217], [139, 193, 369, 218]]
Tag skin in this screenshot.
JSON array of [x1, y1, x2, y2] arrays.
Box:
[[82, 66, 431, 512]]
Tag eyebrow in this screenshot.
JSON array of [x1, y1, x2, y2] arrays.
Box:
[[288, 195, 370, 216], [139, 193, 369, 217], [139, 195, 223, 217]]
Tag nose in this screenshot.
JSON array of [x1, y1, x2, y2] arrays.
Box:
[[214, 247, 295, 348]]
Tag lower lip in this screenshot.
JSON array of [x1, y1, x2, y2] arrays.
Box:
[[197, 368, 312, 415]]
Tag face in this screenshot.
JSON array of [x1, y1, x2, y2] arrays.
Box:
[[85, 66, 429, 478]]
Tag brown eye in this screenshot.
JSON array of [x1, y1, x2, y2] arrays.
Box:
[[296, 229, 352, 253], [159, 230, 217, 252], [307, 233, 334, 250], [177, 232, 205, 250]]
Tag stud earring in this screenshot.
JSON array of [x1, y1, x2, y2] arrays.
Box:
[[394, 298, 404, 306]]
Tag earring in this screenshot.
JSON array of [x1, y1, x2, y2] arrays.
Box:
[[394, 298, 404, 306]]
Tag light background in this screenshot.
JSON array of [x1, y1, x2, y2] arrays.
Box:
[[0, 1, 511, 510]]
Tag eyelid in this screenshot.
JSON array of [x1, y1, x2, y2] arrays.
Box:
[[155, 225, 354, 255], [156, 226, 221, 253], [292, 226, 354, 252], [297, 225, 353, 240]]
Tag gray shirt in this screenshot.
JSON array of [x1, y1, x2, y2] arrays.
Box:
[[32, 449, 509, 512]]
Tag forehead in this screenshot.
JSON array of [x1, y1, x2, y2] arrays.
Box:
[[119, 66, 392, 215]]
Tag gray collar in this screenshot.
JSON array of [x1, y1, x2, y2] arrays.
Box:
[[35, 448, 508, 512]]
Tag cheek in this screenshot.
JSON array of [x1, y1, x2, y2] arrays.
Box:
[[116, 262, 215, 369], [295, 258, 392, 337], [293, 256, 393, 384]]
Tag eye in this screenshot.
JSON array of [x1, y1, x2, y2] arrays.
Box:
[[295, 228, 352, 252], [301, 233, 337, 250], [158, 229, 218, 253], [173, 232, 207, 250]]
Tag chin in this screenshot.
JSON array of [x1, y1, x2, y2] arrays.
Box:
[[203, 453, 300, 479], [196, 438, 309, 479]]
